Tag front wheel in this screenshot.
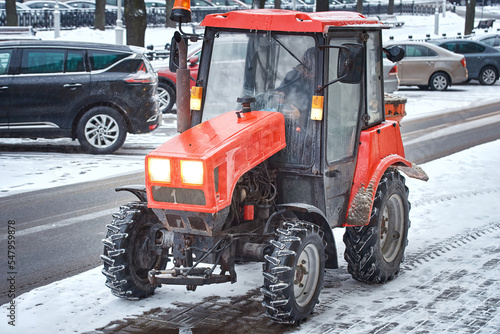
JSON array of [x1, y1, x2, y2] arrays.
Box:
[[479, 66, 498, 85], [343, 170, 410, 284], [429, 72, 449, 91], [76, 106, 127, 154], [262, 221, 325, 324], [101, 202, 169, 299], [158, 82, 176, 114]]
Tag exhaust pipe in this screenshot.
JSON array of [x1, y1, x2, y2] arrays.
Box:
[[173, 31, 191, 133]]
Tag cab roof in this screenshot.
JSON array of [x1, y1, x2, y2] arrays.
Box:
[[201, 9, 383, 33]]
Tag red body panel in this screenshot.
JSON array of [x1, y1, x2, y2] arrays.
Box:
[[201, 9, 383, 32], [345, 121, 411, 226], [146, 110, 286, 213]]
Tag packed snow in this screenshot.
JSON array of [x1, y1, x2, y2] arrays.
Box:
[[1, 7, 500, 334]]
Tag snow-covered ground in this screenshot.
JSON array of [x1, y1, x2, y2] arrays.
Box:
[[1, 9, 500, 333]]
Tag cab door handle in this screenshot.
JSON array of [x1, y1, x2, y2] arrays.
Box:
[[326, 170, 340, 178]]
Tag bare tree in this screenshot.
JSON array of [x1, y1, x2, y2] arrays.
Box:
[[356, 0, 363, 14], [5, 0, 18, 26], [316, 0, 329, 12], [464, 0, 476, 36], [95, 0, 106, 31], [388, 0, 395, 15], [165, 0, 176, 28], [125, 0, 147, 47]]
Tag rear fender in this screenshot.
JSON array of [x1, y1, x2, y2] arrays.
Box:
[[115, 185, 147, 202], [345, 121, 428, 227], [266, 203, 338, 269]]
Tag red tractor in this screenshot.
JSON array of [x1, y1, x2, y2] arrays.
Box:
[[102, 4, 428, 324]]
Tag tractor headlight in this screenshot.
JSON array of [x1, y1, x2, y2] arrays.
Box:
[[181, 160, 204, 185], [148, 158, 171, 183]]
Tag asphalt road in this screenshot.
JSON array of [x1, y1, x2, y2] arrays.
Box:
[[1, 101, 500, 306]]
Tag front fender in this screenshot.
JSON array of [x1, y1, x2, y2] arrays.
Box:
[[345, 121, 428, 227]]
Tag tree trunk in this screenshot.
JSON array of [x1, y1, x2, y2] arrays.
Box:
[[125, 0, 147, 47], [464, 0, 476, 36], [95, 0, 106, 31], [274, 0, 281, 9], [388, 0, 395, 15], [6, 0, 18, 26], [253, 0, 265, 9], [165, 0, 176, 28], [316, 0, 329, 12], [356, 0, 363, 14]]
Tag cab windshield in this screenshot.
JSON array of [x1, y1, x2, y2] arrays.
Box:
[[202, 31, 317, 166]]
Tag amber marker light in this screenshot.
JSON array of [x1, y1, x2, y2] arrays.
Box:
[[181, 160, 204, 185], [310, 95, 324, 121], [148, 158, 171, 183], [190, 86, 203, 111]]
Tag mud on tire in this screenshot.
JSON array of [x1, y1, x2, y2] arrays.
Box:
[[343, 170, 410, 284], [101, 202, 169, 300], [262, 221, 326, 324]]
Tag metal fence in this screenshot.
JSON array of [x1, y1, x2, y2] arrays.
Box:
[[0, 3, 453, 30]]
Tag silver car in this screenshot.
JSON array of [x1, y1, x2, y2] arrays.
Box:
[[385, 41, 468, 91]]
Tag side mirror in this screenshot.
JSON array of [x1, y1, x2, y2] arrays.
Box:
[[383, 46, 405, 62], [338, 44, 364, 84], [188, 55, 199, 66]]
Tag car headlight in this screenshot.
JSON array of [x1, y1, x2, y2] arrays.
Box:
[[181, 160, 204, 185], [148, 158, 171, 183]]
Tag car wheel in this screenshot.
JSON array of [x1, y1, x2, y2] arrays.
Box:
[[429, 72, 449, 91], [478, 66, 498, 85], [158, 82, 176, 114], [77, 106, 127, 154]]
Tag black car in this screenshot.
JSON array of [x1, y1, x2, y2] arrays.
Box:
[[430, 39, 500, 85], [0, 40, 161, 154]]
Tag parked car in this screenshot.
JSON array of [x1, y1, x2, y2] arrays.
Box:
[[155, 42, 202, 113], [470, 33, 500, 50], [430, 39, 500, 85], [383, 58, 399, 93], [384, 41, 468, 90], [0, 0, 31, 11], [23, 1, 72, 10], [0, 40, 161, 154]]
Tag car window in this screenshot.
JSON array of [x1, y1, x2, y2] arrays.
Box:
[[457, 42, 485, 54], [480, 36, 496, 47], [66, 50, 86, 72], [21, 48, 65, 74], [405, 45, 432, 57], [440, 42, 455, 52], [88, 50, 128, 70], [0, 49, 12, 75]]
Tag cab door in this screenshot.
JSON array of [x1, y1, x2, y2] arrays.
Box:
[[323, 30, 383, 227]]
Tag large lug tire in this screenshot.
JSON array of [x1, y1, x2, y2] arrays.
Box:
[[262, 221, 326, 324], [343, 170, 410, 284], [429, 72, 449, 91], [478, 66, 498, 85], [76, 106, 127, 154], [158, 82, 176, 114], [101, 202, 169, 300]]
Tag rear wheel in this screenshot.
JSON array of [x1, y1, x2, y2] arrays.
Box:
[[101, 202, 169, 299], [479, 66, 498, 85], [429, 72, 449, 91], [343, 170, 409, 283], [158, 82, 176, 113], [76, 106, 127, 154], [262, 221, 325, 324]]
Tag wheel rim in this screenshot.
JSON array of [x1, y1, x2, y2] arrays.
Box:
[[157, 86, 171, 113], [132, 224, 163, 283], [432, 75, 447, 90], [482, 69, 496, 85], [84, 114, 119, 148], [294, 243, 321, 307], [380, 194, 405, 263]]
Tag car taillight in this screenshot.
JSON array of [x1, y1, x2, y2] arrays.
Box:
[[389, 65, 398, 76], [461, 57, 467, 68], [124, 62, 154, 83]]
